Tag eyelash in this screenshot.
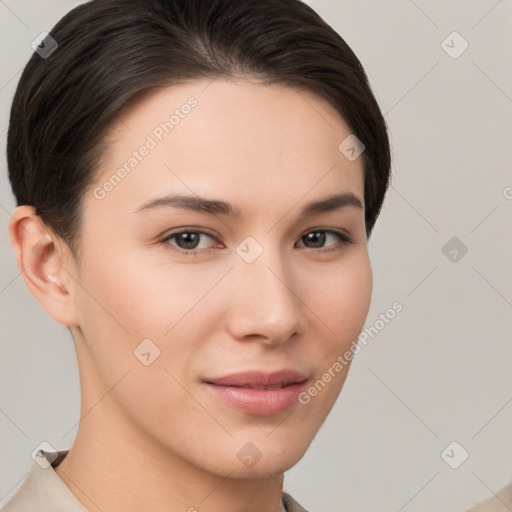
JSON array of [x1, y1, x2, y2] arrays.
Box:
[[159, 228, 354, 256]]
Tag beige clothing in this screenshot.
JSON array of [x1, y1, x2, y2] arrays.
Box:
[[1, 449, 308, 512], [467, 481, 512, 511]]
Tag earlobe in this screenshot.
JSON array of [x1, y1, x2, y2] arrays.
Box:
[[8, 205, 79, 327]]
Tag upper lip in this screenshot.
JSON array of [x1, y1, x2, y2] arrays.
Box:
[[204, 369, 308, 388]]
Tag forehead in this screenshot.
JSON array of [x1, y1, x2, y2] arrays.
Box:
[[88, 78, 365, 219]]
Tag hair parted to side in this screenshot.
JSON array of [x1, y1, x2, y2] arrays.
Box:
[[7, 0, 391, 262]]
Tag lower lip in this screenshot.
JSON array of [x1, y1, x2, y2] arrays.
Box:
[[204, 382, 307, 416]]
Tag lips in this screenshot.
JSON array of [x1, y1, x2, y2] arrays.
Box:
[[203, 369, 309, 416], [204, 369, 308, 388]]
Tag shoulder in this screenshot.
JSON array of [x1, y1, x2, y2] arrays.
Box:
[[1, 449, 87, 512], [466, 481, 512, 512], [282, 490, 311, 512]]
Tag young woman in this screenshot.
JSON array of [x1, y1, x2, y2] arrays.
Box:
[[3, 0, 391, 510]]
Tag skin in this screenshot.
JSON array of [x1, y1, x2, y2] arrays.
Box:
[[9, 77, 373, 512]]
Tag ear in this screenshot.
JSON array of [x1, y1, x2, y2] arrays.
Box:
[[8, 205, 80, 327]]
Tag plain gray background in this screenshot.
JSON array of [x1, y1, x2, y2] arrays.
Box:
[[1, 1, 511, 510]]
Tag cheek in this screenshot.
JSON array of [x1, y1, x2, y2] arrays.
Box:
[[306, 252, 372, 349], [77, 249, 207, 332], [72, 255, 202, 425], [69, 241, 372, 463], [74, 250, 226, 379], [75, 242, 372, 373], [298, 257, 372, 420]]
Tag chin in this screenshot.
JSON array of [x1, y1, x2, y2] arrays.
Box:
[[205, 436, 312, 479], [222, 454, 305, 480]]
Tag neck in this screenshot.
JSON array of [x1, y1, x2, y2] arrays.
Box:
[[55, 344, 284, 512], [55, 439, 284, 512]]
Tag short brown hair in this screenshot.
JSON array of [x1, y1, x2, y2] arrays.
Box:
[[7, 0, 391, 260]]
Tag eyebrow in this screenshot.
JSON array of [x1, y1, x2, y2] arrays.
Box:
[[133, 191, 363, 218]]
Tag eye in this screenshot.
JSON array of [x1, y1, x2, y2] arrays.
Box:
[[160, 228, 353, 256], [296, 229, 353, 250], [161, 229, 218, 255]]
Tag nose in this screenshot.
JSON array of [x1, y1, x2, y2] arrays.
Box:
[[225, 246, 306, 346]]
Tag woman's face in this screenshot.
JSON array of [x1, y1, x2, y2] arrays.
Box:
[[68, 78, 372, 477]]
